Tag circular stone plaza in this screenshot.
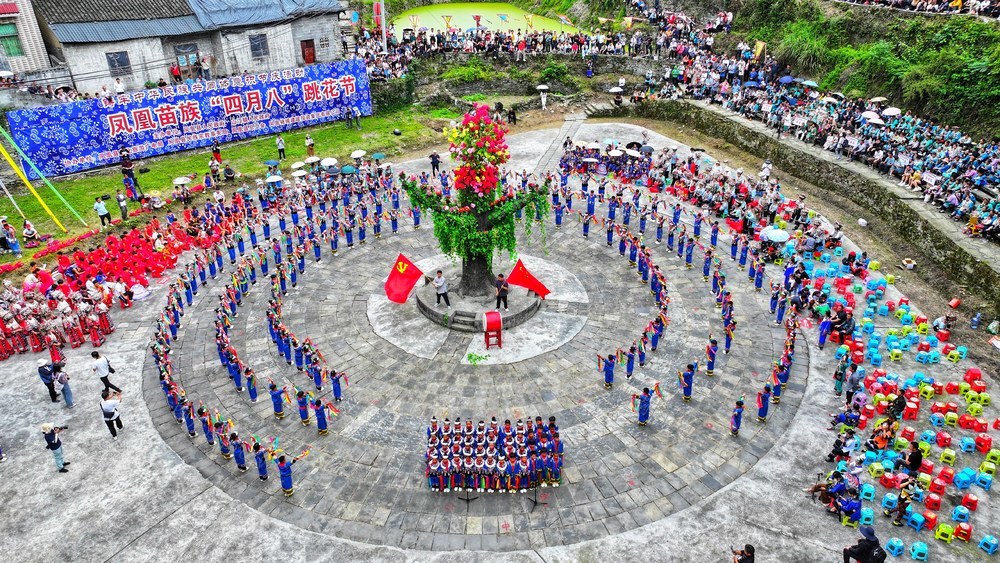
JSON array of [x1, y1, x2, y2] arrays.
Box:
[[1, 118, 996, 563]]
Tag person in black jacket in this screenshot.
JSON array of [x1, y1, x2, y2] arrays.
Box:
[[37, 359, 59, 403], [843, 525, 879, 563]]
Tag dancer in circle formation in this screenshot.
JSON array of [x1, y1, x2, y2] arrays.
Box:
[[555, 140, 818, 430], [425, 416, 564, 493]]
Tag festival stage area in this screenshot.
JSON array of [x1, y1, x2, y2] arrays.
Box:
[[0, 122, 991, 561]]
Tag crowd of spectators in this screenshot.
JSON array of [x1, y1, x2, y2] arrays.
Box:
[[840, 0, 1000, 17]]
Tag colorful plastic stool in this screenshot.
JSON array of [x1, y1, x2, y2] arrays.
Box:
[[980, 535, 999, 555], [885, 537, 905, 556], [909, 541, 929, 560], [935, 523, 954, 543]]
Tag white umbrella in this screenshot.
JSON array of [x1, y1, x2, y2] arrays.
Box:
[[265, 175, 283, 183], [870, 96, 888, 103], [625, 149, 641, 158], [861, 111, 880, 120], [831, 92, 845, 99], [350, 150, 366, 159], [321, 157, 338, 167], [0, 70, 13, 78], [290, 161, 306, 169], [582, 157, 599, 163], [868, 118, 885, 126], [608, 87, 623, 94], [882, 107, 901, 117], [172, 176, 192, 185], [291, 169, 308, 177], [536, 85, 549, 90], [588, 142, 602, 150], [304, 156, 321, 163], [821, 97, 840, 104], [608, 149, 623, 157]]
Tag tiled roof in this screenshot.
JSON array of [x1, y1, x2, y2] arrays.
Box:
[[34, 0, 193, 25]]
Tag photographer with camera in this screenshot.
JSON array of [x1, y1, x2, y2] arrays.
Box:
[[100, 389, 124, 440], [41, 423, 71, 473], [731, 544, 755, 563]]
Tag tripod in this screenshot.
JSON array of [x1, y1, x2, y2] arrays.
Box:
[[526, 487, 547, 512]]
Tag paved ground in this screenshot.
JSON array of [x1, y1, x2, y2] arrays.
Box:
[[0, 121, 992, 562]]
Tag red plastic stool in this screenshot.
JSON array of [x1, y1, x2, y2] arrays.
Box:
[[959, 414, 977, 429], [924, 493, 942, 510], [903, 403, 919, 420], [972, 380, 987, 393], [936, 432, 952, 448], [965, 367, 983, 383], [945, 381, 960, 394], [901, 426, 916, 441], [922, 511, 938, 530], [936, 329, 950, 342], [938, 467, 955, 484], [962, 493, 978, 511], [919, 459, 935, 475], [931, 402, 948, 414], [932, 382, 944, 395], [977, 433, 993, 453], [954, 523, 973, 542], [929, 478, 947, 494], [880, 473, 898, 489]]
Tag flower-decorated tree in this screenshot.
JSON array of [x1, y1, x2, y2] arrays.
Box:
[[403, 104, 549, 297]]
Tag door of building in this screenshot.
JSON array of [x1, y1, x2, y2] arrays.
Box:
[[300, 40, 316, 64]]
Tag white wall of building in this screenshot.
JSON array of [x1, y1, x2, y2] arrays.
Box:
[[219, 23, 295, 76], [1, 0, 49, 72], [291, 13, 343, 66], [62, 37, 163, 94]]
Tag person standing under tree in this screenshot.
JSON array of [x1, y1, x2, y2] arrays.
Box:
[[433, 270, 451, 308], [495, 273, 509, 311]]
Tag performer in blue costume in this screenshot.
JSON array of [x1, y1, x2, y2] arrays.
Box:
[[636, 388, 652, 426]]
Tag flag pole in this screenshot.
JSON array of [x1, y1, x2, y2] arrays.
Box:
[[0, 139, 66, 232], [0, 127, 88, 226]]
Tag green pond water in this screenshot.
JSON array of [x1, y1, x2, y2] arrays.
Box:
[[390, 2, 582, 38]]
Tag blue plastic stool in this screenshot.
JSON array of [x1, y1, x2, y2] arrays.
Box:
[[881, 493, 899, 510], [860, 507, 875, 525], [981, 535, 999, 555], [952, 505, 970, 522], [909, 541, 928, 560], [906, 511, 925, 532], [954, 468, 976, 489], [975, 472, 993, 491], [860, 483, 876, 501], [885, 538, 905, 556]]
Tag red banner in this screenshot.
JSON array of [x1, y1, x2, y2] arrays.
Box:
[[507, 258, 550, 299], [384, 253, 424, 303]]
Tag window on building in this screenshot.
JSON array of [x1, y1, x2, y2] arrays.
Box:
[[319, 37, 330, 49], [249, 34, 269, 58], [0, 23, 24, 57], [106, 51, 132, 77]]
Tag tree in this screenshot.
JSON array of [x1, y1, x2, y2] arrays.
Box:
[[403, 104, 550, 297]]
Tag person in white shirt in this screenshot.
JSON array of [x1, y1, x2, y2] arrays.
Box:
[[91, 351, 121, 393], [433, 270, 451, 308], [99, 389, 124, 440], [114, 78, 125, 95]]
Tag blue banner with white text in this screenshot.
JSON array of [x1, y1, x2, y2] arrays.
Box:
[[6, 59, 372, 179]]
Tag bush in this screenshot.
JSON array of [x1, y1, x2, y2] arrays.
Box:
[[440, 57, 499, 83], [540, 58, 569, 83]]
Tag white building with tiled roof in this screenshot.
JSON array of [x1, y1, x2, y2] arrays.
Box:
[[33, 0, 346, 94]]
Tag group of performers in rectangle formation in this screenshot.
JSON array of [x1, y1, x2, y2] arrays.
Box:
[[425, 416, 564, 493]]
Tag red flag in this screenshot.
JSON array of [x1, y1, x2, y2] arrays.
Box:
[[507, 258, 550, 299], [384, 253, 424, 303]]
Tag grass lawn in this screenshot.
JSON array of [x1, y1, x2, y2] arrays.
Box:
[[0, 107, 448, 267]]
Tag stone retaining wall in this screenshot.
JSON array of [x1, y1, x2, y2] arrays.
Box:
[[592, 100, 1000, 314]]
